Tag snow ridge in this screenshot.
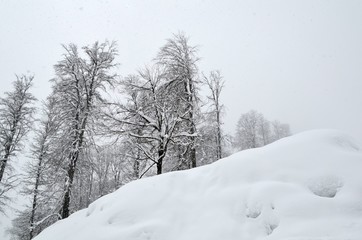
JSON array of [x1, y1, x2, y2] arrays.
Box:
[[34, 130, 362, 240]]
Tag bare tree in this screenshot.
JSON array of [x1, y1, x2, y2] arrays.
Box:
[[235, 110, 291, 150], [8, 97, 62, 240], [203, 70, 225, 160], [270, 120, 291, 142], [0, 75, 35, 213], [28, 97, 61, 239], [51, 41, 117, 219], [0, 75, 36, 182], [258, 114, 271, 146], [157, 32, 200, 168], [235, 110, 261, 150], [105, 65, 195, 175]]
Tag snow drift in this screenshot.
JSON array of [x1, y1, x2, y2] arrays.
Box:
[[34, 130, 362, 240]]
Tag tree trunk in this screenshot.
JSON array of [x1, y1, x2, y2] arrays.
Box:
[[61, 154, 77, 219], [79, 177, 83, 209], [0, 124, 17, 182], [87, 170, 93, 207], [189, 116, 197, 168], [133, 157, 140, 179], [186, 79, 197, 169], [29, 152, 43, 239], [156, 148, 165, 175], [190, 141, 196, 168], [61, 100, 88, 219], [0, 149, 10, 183], [216, 108, 222, 160]]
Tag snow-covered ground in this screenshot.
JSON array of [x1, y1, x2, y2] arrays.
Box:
[[34, 130, 362, 240]]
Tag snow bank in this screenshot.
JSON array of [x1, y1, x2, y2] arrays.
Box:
[[34, 130, 362, 240]]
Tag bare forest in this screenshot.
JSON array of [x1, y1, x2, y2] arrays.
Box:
[[1, 34, 290, 240]]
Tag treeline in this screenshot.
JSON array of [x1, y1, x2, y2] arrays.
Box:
[[234, 110, 290, 150], [0, 33, 290, 240]]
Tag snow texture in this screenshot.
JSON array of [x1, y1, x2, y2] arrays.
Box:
[[33, 130, 362, 240]]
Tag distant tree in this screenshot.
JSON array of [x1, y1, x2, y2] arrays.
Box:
[[235, 110, 261, 150], [234, 110, 291, 150], [51, 41, 117, 219], [203, 70, 225, 160], [258, 114, 271, 146], [8, 210, 30, 240], [196, 120, 219, 165], [157, 32, 200, 168], [270, 120, 291, 142], [0, 174, 16, 214]]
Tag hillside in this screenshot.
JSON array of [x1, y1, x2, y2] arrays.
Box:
[[34, 130, 362, 240]]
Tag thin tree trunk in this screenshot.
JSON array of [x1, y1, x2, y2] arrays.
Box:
[[29, 151, 44, 239], [87, 169, 93, 207], [216, 107, 222, 160], [79, 177, 83, 209], [0, 124, 17, 182], [0, 148, 11, 182], [186, 79, 197, 169], [189, 114, 197, 168], [157, 148, 165, 175], [190, 140, 196, 168], [61, 153, 77, 219], [133, 157, 140, 179]]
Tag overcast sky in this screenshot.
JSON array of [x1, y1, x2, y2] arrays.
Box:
[[1, 0, 362, 143]]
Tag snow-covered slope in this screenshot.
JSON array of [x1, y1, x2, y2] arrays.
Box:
[[34, 130, 362, 240]]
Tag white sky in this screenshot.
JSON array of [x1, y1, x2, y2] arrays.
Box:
[[1, 0, 362, 143]]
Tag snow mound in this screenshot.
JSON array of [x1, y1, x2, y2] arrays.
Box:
[[34, 130, 362, 240], [307, 175, 343, 198]]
